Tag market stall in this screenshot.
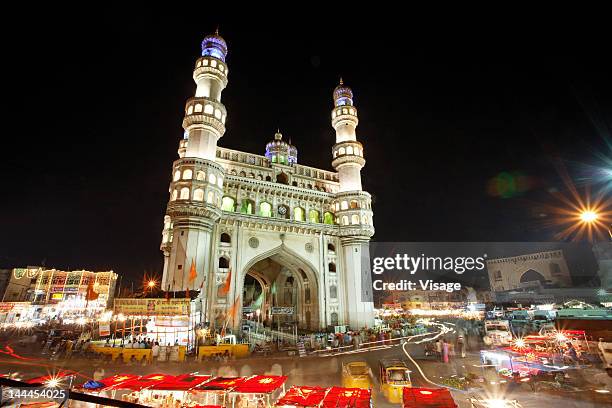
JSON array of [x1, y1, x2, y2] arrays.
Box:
[[274, 386, 328, 407], [144, 374, 213, 408], [228, 375, 287, 408], [112, 298, 199, 352], [320, 387, 371, 408], [402, 387, 458, 408], [192, 377, 248, 407]]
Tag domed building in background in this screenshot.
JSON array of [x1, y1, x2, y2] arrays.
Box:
[[160, 31, 375, 332]]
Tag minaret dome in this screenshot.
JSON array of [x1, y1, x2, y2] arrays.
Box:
[[333, 78, 354, 107], [201, 29, 228, 62]]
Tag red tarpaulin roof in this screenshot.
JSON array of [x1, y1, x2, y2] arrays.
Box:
[[321, 387, 371, 408], [402, 387, 457, 408], [150, 374, 212, 391], [194, 377, 247, 391], [232, 375, 287, 394], [95, 374, 141, 390], [27, 370, 77, 385], [275, 386, 329, 407], [111, 374, 174, 390]]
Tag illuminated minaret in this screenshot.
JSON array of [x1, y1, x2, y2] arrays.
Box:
[[160, 31, 229, 292], [331, 79, 375, 329]]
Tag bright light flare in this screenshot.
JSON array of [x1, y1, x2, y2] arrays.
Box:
[[513, 338, 526, 349], [580, 210, 599, 223], [44, 377, 63, 388], [148, 280, 156, 288], [483, 400, 511, 408]]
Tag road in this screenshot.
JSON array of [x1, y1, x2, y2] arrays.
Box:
[[1, 321, 611, 407]]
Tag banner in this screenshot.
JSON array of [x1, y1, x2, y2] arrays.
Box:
[[114, 298, 190, 316], [99, 323, 111, 336], [271, 306, 294, 315]]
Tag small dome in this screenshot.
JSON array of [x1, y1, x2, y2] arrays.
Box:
[[265, 129, 298, 165], [201, 29, 228, 61], [333, 78, 353, 107]]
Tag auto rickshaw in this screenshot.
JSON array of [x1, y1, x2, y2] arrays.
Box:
[[341, 361, 374, 390], [379, 359, 412, 403]]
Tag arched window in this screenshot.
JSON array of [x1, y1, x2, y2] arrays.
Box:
[[331, 312, 338, 326], [183, 169, 193, 180], [240, 199, 254, 215], [207, 191, 214, 203], [187, 105, 193, 115], [329, 262, 336, 273], [309, 209, 320, 223], [265, 176, 272, 181], [276, 172, 289, 185], [171, 190, 178, 201], [217, 178, 223, 187], [195, 103, 203, 112], [328, 243, 335, 252], [209, 173, 217, 185], [180, 187, 190, 200], [334, 203, 340, 211], [214, 108, 222, 119], [324, 212, 334, 225], [204, 104, 214, 114], [292, 181, 298, 186], [346, 146, 354, 155], [350, 200, 359, 209], [339, 147, 346, 155], [239, 171, 246, 177], [341, 215, 349, 225], [248, 172, 255, 178], [218, 257, 229, 269], [173, 170, 181, 181], [259, 202, 272, 217], [196, 171, 205, 181], [341, 201, 349, 210], [330, 285, 337, 299], [220, 233, 231, 244], [193, 188, 204, 201], [351, 214, 360, 224], [221, 196, 235, 212], [294, 207, 305, 222]]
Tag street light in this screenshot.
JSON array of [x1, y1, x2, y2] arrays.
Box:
[[147, 280, 157, 295]]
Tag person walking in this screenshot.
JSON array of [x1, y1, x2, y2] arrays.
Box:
[[442, 340, 449, 364], [435, 339, 443, 361]]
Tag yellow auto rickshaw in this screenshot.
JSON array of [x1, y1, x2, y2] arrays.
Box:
[[341, 361, 374, 390], [379, 359, 412, 403]]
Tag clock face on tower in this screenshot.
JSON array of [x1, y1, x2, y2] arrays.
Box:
[[278, 206, 287, 215]]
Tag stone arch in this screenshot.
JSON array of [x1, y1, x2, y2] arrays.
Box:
[[520, 269, 546, 285], [236, 244, 321, 331]]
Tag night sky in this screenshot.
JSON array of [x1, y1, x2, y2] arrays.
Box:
[[2, 14, 611, 287]]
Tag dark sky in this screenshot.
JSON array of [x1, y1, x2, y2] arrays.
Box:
[[2, 14, 611, 286]]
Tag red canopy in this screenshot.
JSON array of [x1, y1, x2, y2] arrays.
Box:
[[149, 374, 212, 391], [194, 377, 247, 391], [95, 374, 141, 390], [26, 370, 77, 385], [111, 373, 175, 390], [402, 387, 457, 408], [232, 375, 287, 394], [321, 387, 371, 408], [275, 386, 328, 407]]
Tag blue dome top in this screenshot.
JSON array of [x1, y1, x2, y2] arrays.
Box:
[[333, 78, 353, 106], [201, 30, 228, 62]]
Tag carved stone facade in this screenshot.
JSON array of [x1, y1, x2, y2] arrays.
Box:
[[160, 32, 375, 331]]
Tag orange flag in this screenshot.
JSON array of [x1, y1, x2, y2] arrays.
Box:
[[220, 268, 231, 295], [188, 258, 197, 283]]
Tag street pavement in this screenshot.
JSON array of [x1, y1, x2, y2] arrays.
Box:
[[1, 334, 611, 407]]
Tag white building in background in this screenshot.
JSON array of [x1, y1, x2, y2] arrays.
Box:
[[486, 250, 572, 292], [160, 31, 375, 331]]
